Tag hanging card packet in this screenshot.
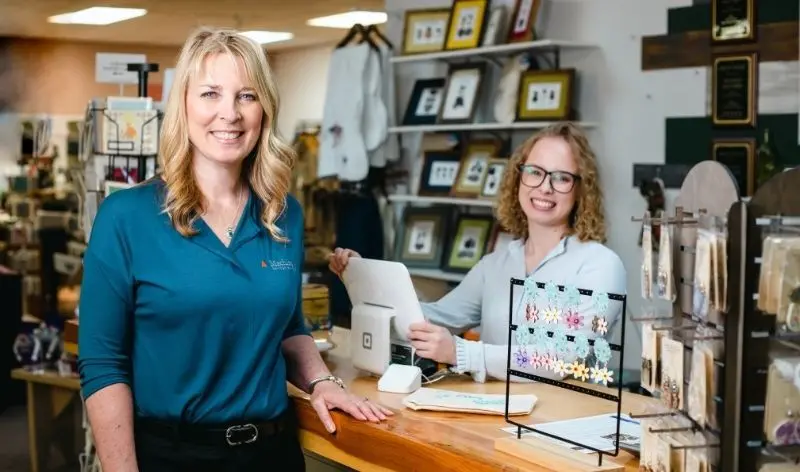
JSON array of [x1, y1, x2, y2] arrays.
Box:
[[764, 359, 800, 445], [758, 235, 777, 313], [660, 336, 685, 410], [654, 435, 673, 472], [687, 344, 708, 427], [656, 211, 675, 302], [713, 228, 728, 313], [692, 231, 711, 319], [642, 212, 654, 300], [776, 238, 800, 331], [641, 323, 658, 393]]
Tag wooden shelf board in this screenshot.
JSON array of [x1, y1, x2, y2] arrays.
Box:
[[389, 122, 599, 134], [391, 39, 598, 64]]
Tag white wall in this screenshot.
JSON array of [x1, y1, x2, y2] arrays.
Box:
[[384, 0, 799, 372], [271, 44, 334, 141]]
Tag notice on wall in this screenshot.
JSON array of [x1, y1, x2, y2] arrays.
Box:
[[95, 53, 147, 84]]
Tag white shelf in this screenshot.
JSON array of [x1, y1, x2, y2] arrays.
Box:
[[408, 268, 465, 283], [388, 121, 598, 134], [387, 194, 495, 207], [390, 39, 597, 64]]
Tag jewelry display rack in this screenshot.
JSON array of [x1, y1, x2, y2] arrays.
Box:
[[630, 161, 740, 470], [722, 168, 800, 471], [502, 279, 628, 468]]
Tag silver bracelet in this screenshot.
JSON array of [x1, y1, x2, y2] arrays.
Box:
[[307, 375, 345, 394]]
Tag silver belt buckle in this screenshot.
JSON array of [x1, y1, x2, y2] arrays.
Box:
[[225, 423, 258, 446]]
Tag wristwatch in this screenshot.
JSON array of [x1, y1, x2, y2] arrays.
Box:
[[307, 375, 346, 394]]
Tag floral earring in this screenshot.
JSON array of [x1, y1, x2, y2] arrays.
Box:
[[591, 338, 614, 386], [552, 325, 571, 375], [523, 276, 540, 325], [542, 281, 562, 324], [562, 284, 584, 330], [591, 291, 610, 336], [529, 327, 548, 369], [571, 333, 591, 382]]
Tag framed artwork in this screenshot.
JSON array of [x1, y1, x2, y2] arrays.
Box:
[[395, 207, 451, 269], [711, 0, 755, 44], [712, 138, 755, 196], [517, 69, 575, 121], [481, 5, 509, 47], [452, 140, 501, 197], [438, 62, 487, 124], [104, 180, 135, 196], [487, 223, 515, 253], [444, 0, 490, 50], [402, 8, 451, 55], [419, 151, 462, 196], [444, 215, 494, 272], [508, 0, 542, 43], [480, 158, 508, 199], [711, 52, 757, 128], [402, 78, 446, 126]]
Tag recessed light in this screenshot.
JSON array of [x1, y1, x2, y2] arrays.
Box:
[[239, 30, 294, 45], [306, 11, 387, 29], [48, 7, 147, 25]]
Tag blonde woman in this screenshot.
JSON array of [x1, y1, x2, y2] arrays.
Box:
[[330, 122, 626, 383], [78, 28, 390, 472]]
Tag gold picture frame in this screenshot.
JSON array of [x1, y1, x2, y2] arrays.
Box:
[[480, 158, 508, 199], [444, 0, 490, 51], [402, 8, 451, 55], [516, 69, 575, 121], [451, 140, 501, 197]]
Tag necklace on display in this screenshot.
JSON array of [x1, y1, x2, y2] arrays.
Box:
[[225, 186, 246, 240]]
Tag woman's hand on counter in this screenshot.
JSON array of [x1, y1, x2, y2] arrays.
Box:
[[328, 247, 361, 277], [408, 321, 456, 365], [310, 381, 393, 433]]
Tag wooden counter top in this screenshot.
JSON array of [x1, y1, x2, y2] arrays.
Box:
[[290, 328, 655, 471], [13, 328, 655, 471]]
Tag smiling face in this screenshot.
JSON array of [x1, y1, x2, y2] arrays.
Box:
[[185, 53, 263, 168], [517, 136, 579, 230]]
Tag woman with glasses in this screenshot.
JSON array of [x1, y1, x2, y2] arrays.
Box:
[[329, 122, 626, 382]]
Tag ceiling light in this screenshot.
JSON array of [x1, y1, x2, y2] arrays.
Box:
[[48, 7, 147, 25], [306, 11, 387, 29], [239, 30, 294, 44]]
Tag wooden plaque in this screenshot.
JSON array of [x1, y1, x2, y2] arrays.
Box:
[[711, 0, 755, 43], [711, 53, 757, 127], [712, 139, 756, 196]]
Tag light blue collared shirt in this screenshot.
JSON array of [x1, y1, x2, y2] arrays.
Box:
[[421, 236, 627, 383]]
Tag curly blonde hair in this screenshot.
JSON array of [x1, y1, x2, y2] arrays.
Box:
[[158, 27, 295, 241], [495, 122, 606, 243]]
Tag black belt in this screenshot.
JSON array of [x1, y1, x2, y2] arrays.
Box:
[[135, 414, 289, 447]]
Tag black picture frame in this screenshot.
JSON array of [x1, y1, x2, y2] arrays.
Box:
[[437, 62, 487, 125], [711, 0, 756, 44], [394, 206, 452, 269], [419, 151, 462, 196], [712, 138, 755, 196], [402, 78, 447, 126], [711, 52, 757, 128]]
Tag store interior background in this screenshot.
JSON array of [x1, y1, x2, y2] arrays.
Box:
[[0, 0, 798, 466]]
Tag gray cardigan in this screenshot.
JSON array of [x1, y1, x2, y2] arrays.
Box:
[[421, 236, 627, 383]]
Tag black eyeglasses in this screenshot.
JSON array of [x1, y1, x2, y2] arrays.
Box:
[[518, 164, 580, 194]]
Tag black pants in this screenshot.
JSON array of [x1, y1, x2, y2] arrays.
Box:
[[135, 415, 305, 472]]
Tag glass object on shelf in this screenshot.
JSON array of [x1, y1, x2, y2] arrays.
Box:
[[756, 129, 780, 190]]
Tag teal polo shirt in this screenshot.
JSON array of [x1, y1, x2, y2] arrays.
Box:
[[77, 179, 310, 423]]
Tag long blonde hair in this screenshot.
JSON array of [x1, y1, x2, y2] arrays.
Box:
[[495, 122, 607, 243], [159, 27, 295, 241]]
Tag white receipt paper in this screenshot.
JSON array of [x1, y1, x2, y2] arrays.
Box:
[[500, 413, 641, 454], [402, 388, 537, 416]]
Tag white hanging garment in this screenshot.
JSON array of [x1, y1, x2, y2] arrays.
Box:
[[368, 44, 399, 167], [493, 54, 530, 123], [318, 44, 371, 182], [362, 47, 388, 154]]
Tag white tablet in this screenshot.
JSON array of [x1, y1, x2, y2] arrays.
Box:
[[341, 258, 426, 341]]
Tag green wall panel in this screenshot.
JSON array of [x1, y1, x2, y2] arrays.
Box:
[[665, 114, 800, 167], [668, 0, 799, 35]]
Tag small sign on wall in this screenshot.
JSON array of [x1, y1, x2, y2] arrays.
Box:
[[95, 53, 147, 84]]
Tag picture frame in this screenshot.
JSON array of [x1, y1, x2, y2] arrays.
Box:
[[712, 138, 756, 196], [507, 0, 542, 43], [481, 5, 509, 47], [711, 52, 757, 128], [517, 69, 575, 121], [711, 0, 755, 44], [444, 215, 494, 272], [444, 0, 490, 51], [402, 78, 447, 126], [402, 8, 451, 55], [487, 223, 515, 254], [418, 151, 462, 196], [104, 180, 135, 196], [451, 140, 501, 197], [480, 157, 508, 199], [394, 207, 451, 269], [438, 62, 487, 125]]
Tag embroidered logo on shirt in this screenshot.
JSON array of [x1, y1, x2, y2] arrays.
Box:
[[268, 259, 295, 271]]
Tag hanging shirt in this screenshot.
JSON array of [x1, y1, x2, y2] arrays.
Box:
[[421, 236, 627, 383], [77, 179, 310, 423]]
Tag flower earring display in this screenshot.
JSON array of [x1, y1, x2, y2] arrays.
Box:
[[591, 291, 610, 336], [590, 338, 614, 386], [542, 281, 562, 324]]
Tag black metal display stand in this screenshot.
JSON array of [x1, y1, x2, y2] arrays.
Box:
[[504, 278, 628, 467]]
